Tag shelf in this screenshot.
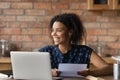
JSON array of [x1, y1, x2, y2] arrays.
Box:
[[113, 0, 120, 10], [87, 0, 120, 10]]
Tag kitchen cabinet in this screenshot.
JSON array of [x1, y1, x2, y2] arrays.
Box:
[[113, 0, 120, 10], [87, 0, 120, 10]]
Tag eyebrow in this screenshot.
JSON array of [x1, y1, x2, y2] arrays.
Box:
[[52, 27, 64, 30]]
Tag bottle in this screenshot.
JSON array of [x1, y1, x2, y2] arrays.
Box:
[[0, 39, 10, 57], [114, 60, 120, 80], [97, 43, 101, 56], [113, 63, 119, 80]]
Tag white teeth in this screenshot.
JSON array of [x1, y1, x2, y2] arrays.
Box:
[[53, 38, 59, 42]]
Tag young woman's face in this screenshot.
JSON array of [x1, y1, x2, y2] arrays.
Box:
[[51, 21, 71, 45]]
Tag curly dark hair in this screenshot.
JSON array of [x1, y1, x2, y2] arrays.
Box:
[[49, 13, 86, 45]]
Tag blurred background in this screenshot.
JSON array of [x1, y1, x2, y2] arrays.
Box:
[[0, 0, 120, 57]]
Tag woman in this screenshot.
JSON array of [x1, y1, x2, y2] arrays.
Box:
[[39, 13, 113, 77]]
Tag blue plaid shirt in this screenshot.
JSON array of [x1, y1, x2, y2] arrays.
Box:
[[39, 44, 93, 69]]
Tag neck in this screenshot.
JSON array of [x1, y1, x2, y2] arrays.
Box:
[[58, 43, 72, 54]]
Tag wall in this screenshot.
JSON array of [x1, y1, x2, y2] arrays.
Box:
[[0, 0, 120, 57]]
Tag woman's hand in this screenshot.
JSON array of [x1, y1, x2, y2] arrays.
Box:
[[51, 68, 61, 77], [77, 69, 89, 77]]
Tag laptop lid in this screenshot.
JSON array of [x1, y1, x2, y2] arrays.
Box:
[[10, 51, 52, 80]]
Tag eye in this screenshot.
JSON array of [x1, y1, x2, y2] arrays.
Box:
[[51, 29, 53, 32], [56, 29, 63, 32], [51, 28, 54, 32]]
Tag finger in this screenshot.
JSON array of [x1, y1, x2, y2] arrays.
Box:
[[52, 69, 58, 77], [77, 70, 89, 77], [56, 71, 61, 76]]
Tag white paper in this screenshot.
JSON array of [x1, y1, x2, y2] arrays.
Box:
[[58, 63, 87, 77], [0, 73, 8, 79]]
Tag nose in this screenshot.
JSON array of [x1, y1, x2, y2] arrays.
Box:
[[51, 31, 56, 36]]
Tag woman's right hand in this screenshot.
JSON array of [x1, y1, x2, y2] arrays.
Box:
[[51, 68, 61, 77], [77, 69, 89, 77]]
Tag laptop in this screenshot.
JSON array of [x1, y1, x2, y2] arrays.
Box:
[[10, 51, 53, 80]]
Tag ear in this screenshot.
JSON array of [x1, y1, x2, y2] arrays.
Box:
[[68, 30, 73, 36]]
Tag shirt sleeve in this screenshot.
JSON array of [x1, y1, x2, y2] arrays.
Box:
[[38, 46, 49, 52]]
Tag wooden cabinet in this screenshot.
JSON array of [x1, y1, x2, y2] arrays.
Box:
[[113, 0, 120, 10], [87, 0, 120, 10]]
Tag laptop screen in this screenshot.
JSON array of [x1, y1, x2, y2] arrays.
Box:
[[10, 51, 52, 80]]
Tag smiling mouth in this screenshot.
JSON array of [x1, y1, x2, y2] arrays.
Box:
[[53, 38, 60, 42]]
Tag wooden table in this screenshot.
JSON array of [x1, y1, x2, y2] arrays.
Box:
[[0, 57, 117, 80], [0, 57, 116, 71], [0, 75, 118, 80], [63, 76, 118, 80], [0, 57, 11, 70], [0, 57, 116, 70]]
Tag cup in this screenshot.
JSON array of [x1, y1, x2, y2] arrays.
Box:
[[113, 63, 119, 80]]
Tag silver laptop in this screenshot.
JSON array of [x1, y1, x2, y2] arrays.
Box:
[[10, 51, 52, 80]]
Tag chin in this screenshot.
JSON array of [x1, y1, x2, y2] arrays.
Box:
[[54, 41, 60, 45], [54, 43, 59, 45]]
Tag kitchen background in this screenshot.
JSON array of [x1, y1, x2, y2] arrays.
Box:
[[0, 0, 120, 57]]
